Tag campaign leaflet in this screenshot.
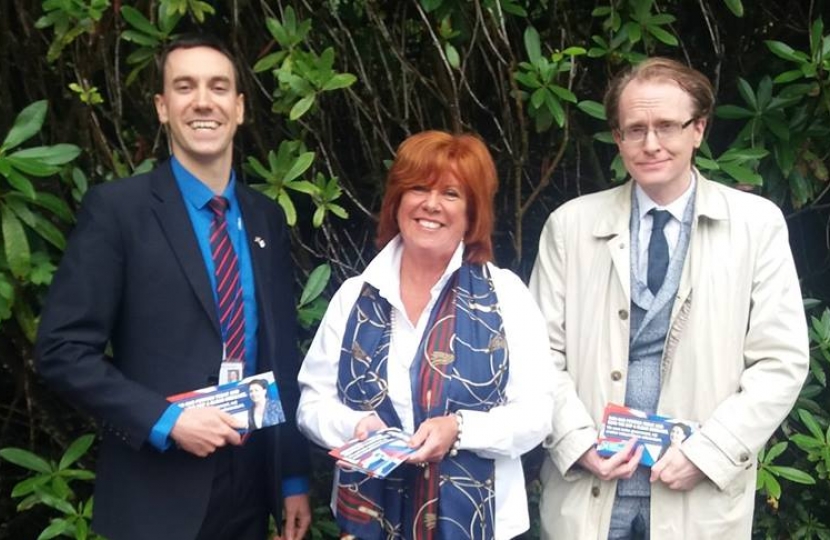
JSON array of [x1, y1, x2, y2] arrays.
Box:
[[596, 403, 697, 467], [167, 371, 285, 432], [329, 428, 418, 479]]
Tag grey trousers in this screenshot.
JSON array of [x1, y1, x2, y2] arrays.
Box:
[[608, 496, 650, 540]]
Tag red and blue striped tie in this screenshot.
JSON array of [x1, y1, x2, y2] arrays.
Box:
[[208, 196, 246, 364]]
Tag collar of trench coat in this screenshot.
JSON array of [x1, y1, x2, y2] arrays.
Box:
[[589, 168, 730, 311]]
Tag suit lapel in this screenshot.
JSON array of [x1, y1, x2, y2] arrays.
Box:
[[149, 163, 221, 336], [237, 186, 274, 371], [638, 274, 674, 334]]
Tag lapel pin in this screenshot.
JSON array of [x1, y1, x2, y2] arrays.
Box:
[[254, 236, 266, 248]]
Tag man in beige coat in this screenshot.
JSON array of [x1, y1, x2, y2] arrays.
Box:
[[530, 57, 809, 539]]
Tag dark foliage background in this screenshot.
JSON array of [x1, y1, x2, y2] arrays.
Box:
[[1, 0, 829, 538]]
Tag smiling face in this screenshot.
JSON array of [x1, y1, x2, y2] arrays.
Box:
[[248, 382, 267, 404], [154, 46, 244, 178], [670, 425, 687, 446], [396, 171, 468, 266], [613, 79, 706, 205]]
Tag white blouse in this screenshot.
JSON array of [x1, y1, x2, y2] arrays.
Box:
[[297, 237, 556, 540]]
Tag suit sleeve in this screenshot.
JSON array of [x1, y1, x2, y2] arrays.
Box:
[[35, 186, 172, 450], [268, 205, 311, 480]]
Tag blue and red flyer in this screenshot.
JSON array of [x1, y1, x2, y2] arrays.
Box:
[[329, 428, 418, 479], [596, 403, 697, 467], [167, 371, 285, 432]]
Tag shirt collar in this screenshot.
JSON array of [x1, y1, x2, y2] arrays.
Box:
[[362, 235, 464, 310], [171, 156, 237, 211], [635, 170, 696, 222]]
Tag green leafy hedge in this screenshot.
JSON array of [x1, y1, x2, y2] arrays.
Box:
[[1, 1, 828, 538]]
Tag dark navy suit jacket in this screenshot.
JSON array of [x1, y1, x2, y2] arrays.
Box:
[[36, 161, 310, 540]]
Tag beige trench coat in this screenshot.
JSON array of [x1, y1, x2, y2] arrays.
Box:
[[529, 175, 809, 540]]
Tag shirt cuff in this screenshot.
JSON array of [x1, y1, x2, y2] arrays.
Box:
[[282, 476, 309, 497], [148, 404, 183, 451], [455, 409, 501, 453]]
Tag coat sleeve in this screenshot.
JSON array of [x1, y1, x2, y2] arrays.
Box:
[[35, 186, 172, 450], [682, 205, 809, 490], [529, 210, 600, 474]]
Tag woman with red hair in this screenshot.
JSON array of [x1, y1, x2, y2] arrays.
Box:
[[297, 130, 555, 539]]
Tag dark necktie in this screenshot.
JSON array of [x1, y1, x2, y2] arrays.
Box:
[[647, 209, 672, 295], [208, 196, 246, 362]]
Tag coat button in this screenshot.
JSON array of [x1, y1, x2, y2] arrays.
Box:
[[591, 486, 601, 497], [611, 370, 623, 381], [618, 309, 629, 320], [739, 452, 750, 462]]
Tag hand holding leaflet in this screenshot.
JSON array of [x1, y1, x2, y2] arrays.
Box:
[[329, 428, 418, 479], [596, 403, 697, 467], [168, 371, 285, 432], [170, 407, 242, 457]]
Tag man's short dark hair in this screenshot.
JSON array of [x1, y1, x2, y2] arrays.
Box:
[[156, 33, 242, 93]]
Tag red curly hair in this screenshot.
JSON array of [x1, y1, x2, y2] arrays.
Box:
[[375, 130, 498, 264]]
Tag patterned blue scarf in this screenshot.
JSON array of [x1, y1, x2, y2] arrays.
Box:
[[336, 263, 508, 539]]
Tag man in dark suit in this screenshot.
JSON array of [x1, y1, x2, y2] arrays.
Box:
[[36, 34, 311, 540]]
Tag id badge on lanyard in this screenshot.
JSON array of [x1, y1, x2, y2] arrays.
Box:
[[218, 343, 245, 385]]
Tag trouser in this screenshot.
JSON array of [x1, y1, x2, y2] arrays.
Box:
[[194, 430, 270, 540], [608, 496, 650, 540]]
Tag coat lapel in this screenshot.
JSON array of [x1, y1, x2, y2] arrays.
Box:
[[672, 172, 727, 320], [149, 163, 221, 336], [596, 183, 633, 306]]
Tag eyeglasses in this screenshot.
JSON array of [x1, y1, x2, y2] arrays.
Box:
[[618, 118, 697, 143]]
